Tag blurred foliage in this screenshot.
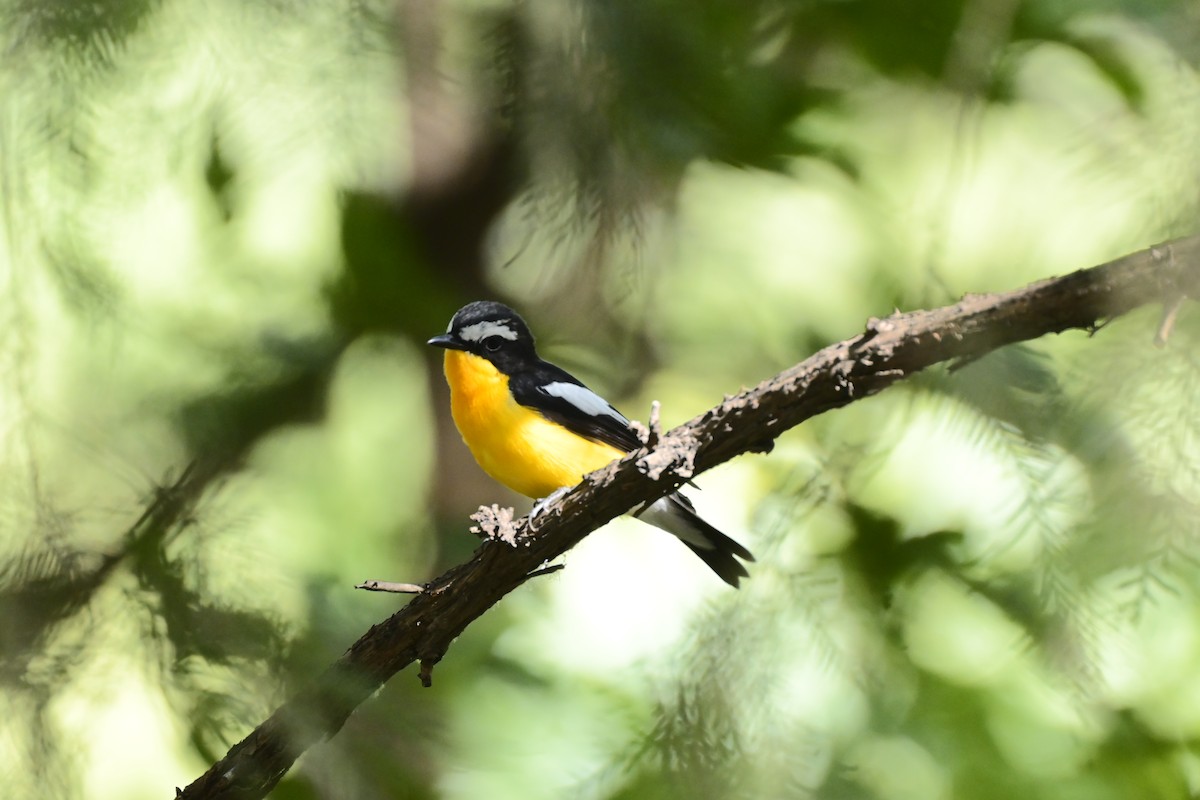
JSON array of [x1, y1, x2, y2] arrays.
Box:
[[2, 0, 1200, 798]]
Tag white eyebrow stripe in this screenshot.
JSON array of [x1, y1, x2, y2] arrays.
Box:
[[541, 381, 629, 423], [459, 320, 519, 342]]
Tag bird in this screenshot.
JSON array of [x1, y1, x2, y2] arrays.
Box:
[[428, 300, 754, 586]]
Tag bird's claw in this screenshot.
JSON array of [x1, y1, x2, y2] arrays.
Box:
[[529, 486, 571, 528]]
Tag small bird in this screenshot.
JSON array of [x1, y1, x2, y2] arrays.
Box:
[[428, 300, 754, 586]]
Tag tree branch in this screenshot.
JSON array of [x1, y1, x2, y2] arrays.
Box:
[[176, 235, 1200, 800]]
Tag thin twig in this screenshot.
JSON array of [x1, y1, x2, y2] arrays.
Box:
[[524, 563, 565, 580], [1156, 296, 1185, 346], [647, 400, 662, 448], [355, 580, 425, 594]]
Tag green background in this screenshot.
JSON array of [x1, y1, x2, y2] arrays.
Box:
[[2, 1, 1200, 798]]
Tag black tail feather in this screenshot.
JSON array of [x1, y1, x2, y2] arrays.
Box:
[[682, 540, 751, 588], [664, 494, 755, 588]]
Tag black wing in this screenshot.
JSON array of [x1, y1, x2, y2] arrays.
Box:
[[510, 361, 643, 453]]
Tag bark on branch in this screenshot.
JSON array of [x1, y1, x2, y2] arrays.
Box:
[[176, 235, 1200, 800]]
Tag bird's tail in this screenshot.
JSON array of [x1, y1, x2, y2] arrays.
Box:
[[635, 494, 755, 587]]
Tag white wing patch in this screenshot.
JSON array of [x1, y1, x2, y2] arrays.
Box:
[[459, 320, 519, 343], [541, 381, 629, 423]]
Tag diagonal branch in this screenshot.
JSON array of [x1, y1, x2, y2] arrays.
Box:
[[176, 234, 1200, 800]]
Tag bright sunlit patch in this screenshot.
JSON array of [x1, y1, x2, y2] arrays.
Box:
[[845, 735, 951, 800], [50, 662, 204, 800], [494, 517, 711, 675], [107, 181, 211, 302], [1128, 597, 1200, 739], [900, 570, 1026, 686], [846, 391, 1088, 575], [773, 650, 871, 744], [494, 468, 750, 676], [661, 161, 876, 366], [233, 161, 340, 282], [983, 668, 1105, 779]]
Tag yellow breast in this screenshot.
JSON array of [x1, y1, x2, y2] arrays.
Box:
[[443, 350, 625, 499]]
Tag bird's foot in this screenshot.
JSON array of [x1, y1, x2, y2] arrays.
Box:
[[529, 486, 571, 528]]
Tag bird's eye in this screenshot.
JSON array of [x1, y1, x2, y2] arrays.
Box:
[[482, 336, 504, 352]]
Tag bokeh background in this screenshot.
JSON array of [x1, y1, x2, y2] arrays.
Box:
[[3, 1, 1200, 798]]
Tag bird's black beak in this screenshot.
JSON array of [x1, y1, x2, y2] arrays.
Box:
[[427, 333, 467, 351]]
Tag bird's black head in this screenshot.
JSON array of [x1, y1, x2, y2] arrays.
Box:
[[428, 301, 538, 370]]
